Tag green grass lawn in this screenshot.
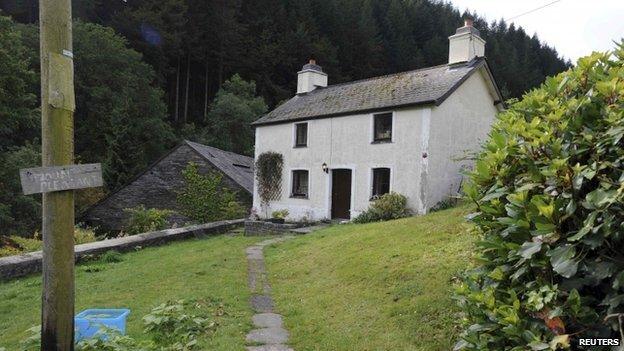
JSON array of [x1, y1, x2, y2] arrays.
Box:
[[265, 205, 475, 351], [0, 232, 266, 350]]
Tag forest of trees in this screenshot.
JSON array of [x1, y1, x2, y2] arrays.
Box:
[[0, 0, 571, 236]]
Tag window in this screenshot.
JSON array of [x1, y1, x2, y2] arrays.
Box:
[[294, 123, 308, 147], [373, 112, 393, 142], [291, 170, 309, 198], [371, 168, 391, 198]]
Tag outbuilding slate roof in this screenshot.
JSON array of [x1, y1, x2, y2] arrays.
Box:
[[253, 58, 489, 126], [184, 141, 254, 193]]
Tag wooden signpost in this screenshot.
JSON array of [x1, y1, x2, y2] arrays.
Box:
[[25, 0, 98, 349], [20, 164, 103, 196]]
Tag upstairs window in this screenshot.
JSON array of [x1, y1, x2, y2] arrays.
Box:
[[294, 123, 308, 147], [373, 112, 393, 142], [371, 168, 391, 198], [291, 170, 309, 198]]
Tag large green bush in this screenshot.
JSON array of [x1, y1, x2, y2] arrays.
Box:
[[456, 45, 624, 350], [123, 205, 173, 235], [176, 162, 245, 223], [353, 192, 410, 223]]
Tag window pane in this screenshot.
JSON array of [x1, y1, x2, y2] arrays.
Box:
[[374, 113, 392, 141], [295, 123, 308, 146], [372, 168, 390, 197], [292, 170, 309, 197]]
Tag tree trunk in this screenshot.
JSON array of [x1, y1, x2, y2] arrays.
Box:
[[174, 56, 181, 123], [39, 0, 76, 349], [183, 53, 191, 124]]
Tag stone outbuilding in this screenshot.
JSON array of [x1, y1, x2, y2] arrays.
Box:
[[82, 141, 254, 232]]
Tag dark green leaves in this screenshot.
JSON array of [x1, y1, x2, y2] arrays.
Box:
[[548, 245, 578, 278], [456, 43, 624, 350], [519, 241, 542, 259]]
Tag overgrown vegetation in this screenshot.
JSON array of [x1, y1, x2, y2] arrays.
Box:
[[177, 162, 245, 223], [0, 227, 97, 258], [353, 192, 410, 223], [123, 206, 173, 235], [456, 45, 624, 350], [18, 299, 225, 351]]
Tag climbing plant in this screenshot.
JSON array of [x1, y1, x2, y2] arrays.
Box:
[[255, 152, 283, 206]]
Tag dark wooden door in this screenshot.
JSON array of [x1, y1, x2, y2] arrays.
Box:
[[331, 169, 352, 219]]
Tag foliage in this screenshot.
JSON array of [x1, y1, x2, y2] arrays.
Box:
[[0, 15, 38, 151], [74, 227, 98, 245], [455, 45, 624, 350], [271, 209, 289, 219], [143, 299, 218, 348], [123, 205, 173, 235], [0, 227, 97, 257], [265, 205, 475, 350], [100, 250, 124, 264], [203, 74, 267, 155], [17, 21, 177, 190], [255, 152, 283, 207], [353, 192, 410, 223], [176, 162, 245, 223]]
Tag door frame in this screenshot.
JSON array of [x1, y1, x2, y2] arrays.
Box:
[[326, 166, 356, 219]]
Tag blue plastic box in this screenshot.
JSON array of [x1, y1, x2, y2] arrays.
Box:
[[75, 309, 130, 341]]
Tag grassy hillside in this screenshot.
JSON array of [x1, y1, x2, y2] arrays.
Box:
[[265, 205, 475, 351], [0, 232, 265, 350]]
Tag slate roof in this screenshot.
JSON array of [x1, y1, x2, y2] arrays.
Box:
[[185, 141, 254, 193], [253, 58, 490, 126]]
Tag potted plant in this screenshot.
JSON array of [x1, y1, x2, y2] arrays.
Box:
[[268, 209, 289, 224]]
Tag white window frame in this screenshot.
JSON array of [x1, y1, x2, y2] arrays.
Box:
[[289, 168, 310, 199], [370, 111, 395, 143], [292, 122, 309, 148], [368, 166, 393, 200]]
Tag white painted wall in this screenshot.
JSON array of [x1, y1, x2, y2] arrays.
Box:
[[253, 108, 428, 221], [253, 70, 499, 221], [424, 70, 499, 209]]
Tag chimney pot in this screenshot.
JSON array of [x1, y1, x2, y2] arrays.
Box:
[[309, 59, 316, 65], [464, 18, 474, 27]]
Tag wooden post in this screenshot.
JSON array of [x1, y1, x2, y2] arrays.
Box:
[[39, 0, 76, 349]]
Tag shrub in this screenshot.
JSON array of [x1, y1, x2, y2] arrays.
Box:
[[0, 226, 97, 257], [353, 192, 410, 223], [74, 227, 97, 244], [123, 205, 173, 235], [455, 45, 624, 350], [271, 209, 289, 219], [100, 250, 123, 263], [177, 162, 245, 223]]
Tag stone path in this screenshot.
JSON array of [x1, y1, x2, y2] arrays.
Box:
[[245, 237, 295, 351]]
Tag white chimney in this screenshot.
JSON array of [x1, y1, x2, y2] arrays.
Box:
[[448, 17, 485, 65], [297, 59, 327, 94]]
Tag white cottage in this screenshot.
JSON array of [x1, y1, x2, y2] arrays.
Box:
[[252, 19, 504, 221]]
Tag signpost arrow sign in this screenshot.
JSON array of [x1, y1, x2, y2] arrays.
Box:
[[20, 163, 103, 195]]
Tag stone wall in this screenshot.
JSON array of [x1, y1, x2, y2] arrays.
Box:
[[244, 220, 304, 236], [81, 144, 252, 232], [0, 219, 244, 281]]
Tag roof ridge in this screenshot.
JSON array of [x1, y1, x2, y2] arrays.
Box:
[[310, 62, 452, 91]]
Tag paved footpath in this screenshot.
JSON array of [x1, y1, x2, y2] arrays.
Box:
[[245, 236, 295, 351]]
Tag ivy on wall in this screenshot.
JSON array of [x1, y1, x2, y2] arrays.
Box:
[[255, 152, 283, 206]]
